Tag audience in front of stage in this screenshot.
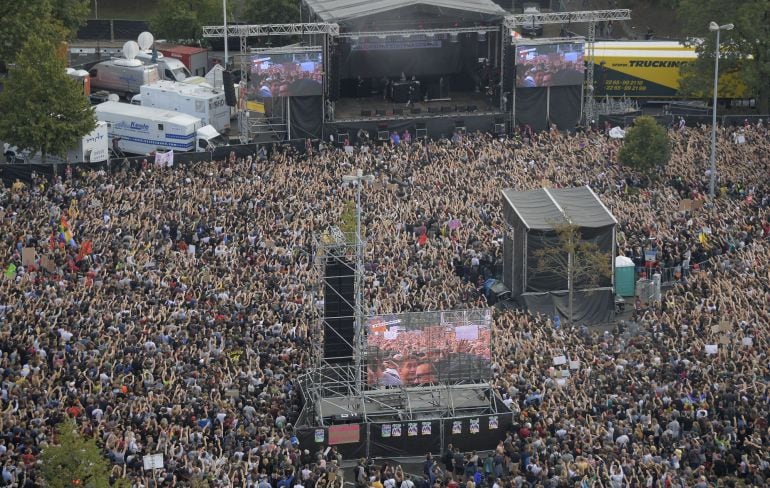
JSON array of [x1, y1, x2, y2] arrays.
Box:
[[1, 121, 769, 486]]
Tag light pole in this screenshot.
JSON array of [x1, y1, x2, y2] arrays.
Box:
[[223, 0, 228, 69], [342, 170, 374, 393], [708, 21, 734, 199]]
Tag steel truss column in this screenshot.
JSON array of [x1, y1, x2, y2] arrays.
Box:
[[584, 20, 596, 125]]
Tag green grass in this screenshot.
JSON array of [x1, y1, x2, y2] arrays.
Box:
[[92, 0, 159, 20]]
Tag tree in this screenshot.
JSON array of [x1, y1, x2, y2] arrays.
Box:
[[676, 0, 770, 112], [150, 0, 223, 43], [244, 0, 300, 25], [534, 221, 612, 325], [0, 0, 54, 67], [0, 36, 96, 163], [40, 419, 116, 488], [618, 116, 671, 173], [50, 0, 91, 34]]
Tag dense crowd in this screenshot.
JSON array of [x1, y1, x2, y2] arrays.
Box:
[[1, 120, 768, 487]]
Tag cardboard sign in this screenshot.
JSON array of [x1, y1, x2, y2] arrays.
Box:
[[718, 335, 730, 345], [143, 453, 164, 471], [704, 345, 718, 355], [553, 355, 567, 366], [718, 321, 732, 332], [679, 199, 692, 212], [569, 360, 580, 370], [741, 337, 753, 346], [41, 255, 56, 273], [22, 248, 35, 267]]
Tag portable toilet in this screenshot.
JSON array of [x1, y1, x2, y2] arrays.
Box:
[[615, 255, 635, 297]]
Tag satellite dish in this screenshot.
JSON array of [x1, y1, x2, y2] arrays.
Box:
[[123, 41, 140, 61], [107, 94, 120, 102], [66, 67, 76, 75], [137, 32, 155, 51], [74, 69, 90, 77]]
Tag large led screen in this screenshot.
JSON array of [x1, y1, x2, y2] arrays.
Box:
[[250, 51, 323, 97], [366, 309, 492, 387], [515, 42, 585, 88]]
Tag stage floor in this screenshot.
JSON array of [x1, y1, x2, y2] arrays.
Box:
[[334, 92, 500, 122]]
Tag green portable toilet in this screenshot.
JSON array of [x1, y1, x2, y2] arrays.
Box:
[[615, 255, 635, 297]]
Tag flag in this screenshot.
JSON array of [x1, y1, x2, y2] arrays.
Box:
[[4, 263, 16, 279], [698, 232, 708, 246], [418, 233, 428, 246], [77, 241, 93, 261]]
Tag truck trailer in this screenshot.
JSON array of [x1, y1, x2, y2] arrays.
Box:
[[158, 45, 209, 77], [88, 58, 159, 98], [132, 80, 230, 133], [94, 101, 224, 155], [3, 121, 109, 164]]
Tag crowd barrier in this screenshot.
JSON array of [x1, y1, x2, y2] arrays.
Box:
[[599, 113, 770, 129]]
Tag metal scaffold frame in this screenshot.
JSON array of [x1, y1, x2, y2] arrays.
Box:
[[202, 23, 339, 38], [504, 9, 631, 125]]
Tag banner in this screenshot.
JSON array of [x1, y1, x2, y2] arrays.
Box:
[[155, 150, 174, 167]]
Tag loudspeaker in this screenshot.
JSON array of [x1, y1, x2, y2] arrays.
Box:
[[222, 71, 237, 107], [376, 109, 386, 116], [378, 130, 389, 141], [361, 110, 372, 117], [337, 133, 349, 143], [468, 105, 478, 112], [324, 256, 355, 362], [494, 123, 506, 134]]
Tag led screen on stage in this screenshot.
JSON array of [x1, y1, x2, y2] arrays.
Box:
[[250, 51, 323, 97], [515, 42, 585, 88], [366, 309, 492, 387]]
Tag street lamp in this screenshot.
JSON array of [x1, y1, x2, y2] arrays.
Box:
[[708, 21, 734, 199], [341, 169, 375, 392], [223, 0, 228, 68]]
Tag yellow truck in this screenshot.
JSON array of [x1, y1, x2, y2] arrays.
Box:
[[591, 41, 746, 98]]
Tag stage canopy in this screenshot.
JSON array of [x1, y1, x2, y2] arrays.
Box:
[[303, 0, 507, 29], [501, 186, 617, 324]]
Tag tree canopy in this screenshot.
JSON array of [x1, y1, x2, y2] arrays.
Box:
[[676, 0, 770, 112], [0, 36, 96, 161], [618, 116, 671, 173], [150, 0, 223, 43], [0, 0, 90, 68], [40, 419, 116, 488]]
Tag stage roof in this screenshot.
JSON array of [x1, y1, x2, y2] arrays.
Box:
[[501, 186, 617, 230], [304, 0, 507, 23]]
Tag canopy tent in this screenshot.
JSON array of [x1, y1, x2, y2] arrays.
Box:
[[501, 186, 617, 324], [303, 0, 507, 28]]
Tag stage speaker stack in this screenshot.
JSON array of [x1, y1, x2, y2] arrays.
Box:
[[323, 256, 356, 363], [222, 71, 237, 107]]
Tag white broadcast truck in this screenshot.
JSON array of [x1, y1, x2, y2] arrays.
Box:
[[131, 80, 230, 133], [3, 121, 110, 164], [94, 101, 224, 155], [136, 51, 192, 82]]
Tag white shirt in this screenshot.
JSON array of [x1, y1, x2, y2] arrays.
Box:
[[400, 480, 415, 488]]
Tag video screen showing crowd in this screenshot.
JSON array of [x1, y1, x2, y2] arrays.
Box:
[[250, 51, 324, 98], [515, 42, 585, 88]]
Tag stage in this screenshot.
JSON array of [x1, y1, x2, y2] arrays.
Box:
[[333, 92, 499, 122], [327, 93, 507, 142]]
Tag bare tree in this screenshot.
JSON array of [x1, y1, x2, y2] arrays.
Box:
[[534, 220, 612, 325]]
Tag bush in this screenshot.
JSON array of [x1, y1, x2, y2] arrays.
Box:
[[618, 115, 672, 173]]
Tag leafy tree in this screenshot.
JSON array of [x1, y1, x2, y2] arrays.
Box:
[[244, 0, 300, 25], [0, 0, 55, 67], [534, 220, 612, 325], [40, 419, 117, 488], [150, 0, 223, 43], [339, 200, 358, 243], [50, 0, 91, 34], [0, 36, 96, 163], [676, 0, 770, 112], [618, 116, 671, 173]]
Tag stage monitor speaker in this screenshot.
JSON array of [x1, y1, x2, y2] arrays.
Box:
[[394, 108, 404, 116], [222, 71, 237, 107], [337, 133, 349, 143], [454, 120, 466, 134], [378, 130, 389, 141], [468, 105, 478, 112], [441, 106, 452, 113], [410, 108, 421, 114], [416, 128, 427, 139], [376, 109, 386, 116], [361, 110, 372, 117], [323, 256, 355, 362], [494, 123, 506, 134]]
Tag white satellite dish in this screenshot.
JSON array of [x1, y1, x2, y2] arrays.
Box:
[[123, 41, 140, 61], [137, 32, 155, 51], [107, 94, 120, 102], [65, 67, 76, 75]]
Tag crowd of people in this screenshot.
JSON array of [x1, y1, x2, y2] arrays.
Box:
[[1, 119, 769, 487]]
